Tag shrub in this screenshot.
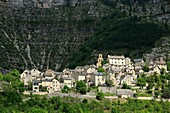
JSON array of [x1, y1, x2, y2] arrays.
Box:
[[76, 80, 87, 94], [96, 92, 104, 100], [82, 99, 88, 103]]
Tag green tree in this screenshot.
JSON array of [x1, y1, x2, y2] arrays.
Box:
[[5, 91, 22, 106], [18, 82, 25, 92], [30, 108, 48, 113], [147, 83, 154, 90], [137, 77, 146, 88], [96, 92, 104, 101], [160, 68, 166, 75], [10, 69, 20, 78], [80, 87, 87, 94], [155, 76, 162, 90], [3, 73, 16, 82], [0, 73, 3, 81], [122, 83, 131, 89], [111, 107, 119, 113], [76, 80, 87, 94], [142, 3, 146, 12], [82, 99, 88, 103], [143, 65, 149, 72], [62, 85, 70, 93], [162, 87, 170, 98], [98, 67, 105, 72], [166, 61, 170, 71]]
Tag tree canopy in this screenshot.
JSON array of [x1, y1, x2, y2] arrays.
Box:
[[137, 77, 146, 88], [76, 80, 87, 94]]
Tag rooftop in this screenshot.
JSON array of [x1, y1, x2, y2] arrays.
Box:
[[108, 55, 125, 59], [134, 59, 143, 62]]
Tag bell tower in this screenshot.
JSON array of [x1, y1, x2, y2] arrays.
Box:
[[96, 54, 103, 68]]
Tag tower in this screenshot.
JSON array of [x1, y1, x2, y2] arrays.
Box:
[[96, 54, 103, 68]]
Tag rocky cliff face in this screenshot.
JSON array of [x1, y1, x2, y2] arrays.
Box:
[[0, 0, 169, 72], [0, 0, 112, 71], [144, 37, 170, 61]]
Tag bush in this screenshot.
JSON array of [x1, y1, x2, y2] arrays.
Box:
[[122, 83, 131, 89], [162, 87, 170, 98], [167, 61, 170, 71], [76, 80, 87, 94], [82, 99, 88, 103], [147, 90, 152, 94], [62, 85, 70, 93], [80, 87, 87, 94], [96, 92, 104, 101], [143, 65, 149, 72], [137, 77, 146, 88], [98, 67, 105, 72]]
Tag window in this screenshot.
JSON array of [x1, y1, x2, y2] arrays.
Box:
[[34, 83, 38, 86], [102, 77, 104, 81]]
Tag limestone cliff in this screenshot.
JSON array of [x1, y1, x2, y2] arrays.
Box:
[[0, 0, 112, 71], [0, 0, 169, 72]]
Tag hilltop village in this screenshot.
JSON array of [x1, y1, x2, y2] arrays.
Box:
[[19, 54, 169, 99], [0, 54, 170, 113]]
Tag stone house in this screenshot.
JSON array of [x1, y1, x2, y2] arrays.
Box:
[[62, 68, 73, 77], [41, 78, 52, 87], [91, 72, 106, 86], [20, 70, 30, 80], [44, 69, 55, 79], [20, 70, 34, 86], [32, 80, 41, 92], [22, 74, 34, 86], [121, 75, 137, 86], [20, 69, 44, 86], [155, 61, 167, 71], [69, 65, 97, 84], [121, 75, 132, 86], [47, 79, 60, 93], [63, 77, 75, 88], [30, 69, 43, 78], [86, 65, 97, 74], [108, 55, 131, 66], [134, 59, 145, 70], [32, 78, 60, 93]]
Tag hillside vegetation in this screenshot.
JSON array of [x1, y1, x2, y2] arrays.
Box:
[[68, 11, 170, 69], [0, 93, 170, 113]]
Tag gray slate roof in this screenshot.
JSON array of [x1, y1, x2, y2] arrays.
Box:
[[134, 59, 143, 63]]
